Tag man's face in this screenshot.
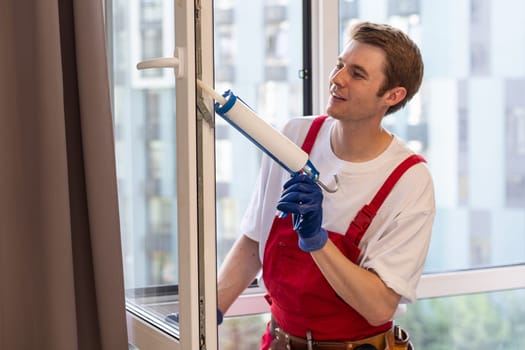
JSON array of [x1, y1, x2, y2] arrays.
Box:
[[326, 40, 389, 122]]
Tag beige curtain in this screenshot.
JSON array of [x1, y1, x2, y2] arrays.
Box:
[[0, 0, 128, 349]]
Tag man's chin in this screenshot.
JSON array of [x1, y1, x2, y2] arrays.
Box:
[[325, 107, 342, 120], [325, 105, 336, 117]]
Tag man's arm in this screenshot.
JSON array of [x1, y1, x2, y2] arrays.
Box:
[[311, 240, 400, 326], [276, 174, 402, 326], [217, 234, 262, 314]]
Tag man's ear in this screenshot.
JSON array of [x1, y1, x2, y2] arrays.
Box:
[[385, 87, 407, 107]]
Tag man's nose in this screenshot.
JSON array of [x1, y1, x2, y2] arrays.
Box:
[[330, 68, 346, 86]]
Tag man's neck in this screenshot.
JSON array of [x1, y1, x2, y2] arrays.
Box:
[[330, 120, 393, 163]]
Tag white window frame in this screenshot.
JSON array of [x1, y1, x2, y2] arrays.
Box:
[[125, 1, 218, 349]]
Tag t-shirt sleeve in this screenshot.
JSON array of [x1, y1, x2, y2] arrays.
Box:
[[240, 117, 314, 243], [239, 154, 272, 242], [361, 165, 436, 304]]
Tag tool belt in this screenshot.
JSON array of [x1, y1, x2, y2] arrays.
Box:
[[269, 319, 413, 350]]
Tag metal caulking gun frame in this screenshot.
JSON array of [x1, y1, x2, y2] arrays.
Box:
[[197, 80, 338, 193]]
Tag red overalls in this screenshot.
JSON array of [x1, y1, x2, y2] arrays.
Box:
[[260, 116, 425, 349]]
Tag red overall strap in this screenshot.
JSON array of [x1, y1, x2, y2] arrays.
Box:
[[349, 154, 426, 245], [301, 115, 328, 153]]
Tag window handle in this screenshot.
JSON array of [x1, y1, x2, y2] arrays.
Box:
[[136, 47, 185, 78]]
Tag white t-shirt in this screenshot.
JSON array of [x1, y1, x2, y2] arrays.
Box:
[[240, 116, 435, 303]]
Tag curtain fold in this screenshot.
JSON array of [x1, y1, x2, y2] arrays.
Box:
[[0, 1, 128, 349]]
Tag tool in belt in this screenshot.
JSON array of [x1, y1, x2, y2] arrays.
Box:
[[385, 325, 412, 350], [269, 319, 413, 350]]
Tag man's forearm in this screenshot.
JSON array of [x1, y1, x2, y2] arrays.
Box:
[[311, 239, 401, 326], [217, 234, 262, 314]]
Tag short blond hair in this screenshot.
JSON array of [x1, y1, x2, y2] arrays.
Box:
[[348, 21, 424, 115]]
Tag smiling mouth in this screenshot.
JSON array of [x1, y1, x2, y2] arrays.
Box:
[[330, 91, 346, 101]]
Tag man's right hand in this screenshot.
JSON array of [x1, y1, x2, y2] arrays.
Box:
[[276, 174, 328, 252]]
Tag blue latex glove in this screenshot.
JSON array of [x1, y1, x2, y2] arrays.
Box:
[[276, 174, 328, 252], [217, 308, 224, 325]]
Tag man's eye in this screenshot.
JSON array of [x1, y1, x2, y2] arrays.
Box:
[[353, 71, 364, 79], [335, 63, 344, 70]]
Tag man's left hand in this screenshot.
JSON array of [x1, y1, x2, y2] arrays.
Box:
[[276, 174, 328, 252]]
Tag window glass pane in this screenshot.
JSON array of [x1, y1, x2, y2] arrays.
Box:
[[214, 0, 304, 265], [397, 289, 525, 349], [214, 0, 304, 342], [339, 0, 525, 272], [108, 0, 179, 332]]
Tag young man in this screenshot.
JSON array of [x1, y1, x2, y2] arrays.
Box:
[[218, 21, 435, 350]]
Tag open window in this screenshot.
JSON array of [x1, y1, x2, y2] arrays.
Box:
[[105, 0, 525, 349], [106, 0, 217, 348]]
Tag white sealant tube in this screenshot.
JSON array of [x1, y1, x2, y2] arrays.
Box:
[[215, 89, 309, 173], [197, 79, 309, 173]]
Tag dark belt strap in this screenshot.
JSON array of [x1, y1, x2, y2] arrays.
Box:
[[270, 318, 388, 350]]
